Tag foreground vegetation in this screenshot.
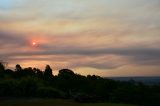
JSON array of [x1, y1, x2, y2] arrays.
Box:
[[0, 99, 137, 106], [0, 62, 160, 106]]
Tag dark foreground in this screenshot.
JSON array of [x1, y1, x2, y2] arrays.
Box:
[[0, 63, 160, 106], [0, 99, 137, 106]]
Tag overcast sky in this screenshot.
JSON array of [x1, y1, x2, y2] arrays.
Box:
[[0, 0, 160, 76]]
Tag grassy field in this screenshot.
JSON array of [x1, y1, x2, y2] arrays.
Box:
[[0, 99, 137, 106]]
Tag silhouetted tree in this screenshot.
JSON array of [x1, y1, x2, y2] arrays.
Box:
[[15, 64, 22, 71], [23, 67, 35, 76], [4, 69, 14, 77], [0, 62, 5, 71], [58, 69, 75, 79], [0, 62, 5, 78], [87, 75, 101, 80], [33, 68, 43, 79], [44, 65, 53, 80]]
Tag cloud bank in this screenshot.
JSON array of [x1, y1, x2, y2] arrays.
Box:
[[0, 0, 160, 76]]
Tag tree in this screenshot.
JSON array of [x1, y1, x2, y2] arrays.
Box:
[[33, 68, 43, 79], [44, 65, 53, 80], [15, 64, 22, 71], [0, 62, 5, 77], [0, 62, 5, 71], [58, 69, 75, 79]]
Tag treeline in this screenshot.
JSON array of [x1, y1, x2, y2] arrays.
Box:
[[0, 62, 160, 106]]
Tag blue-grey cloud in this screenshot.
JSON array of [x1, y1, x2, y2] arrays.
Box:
[[0, 30, 28, 47], [1, 45, 160, 69]]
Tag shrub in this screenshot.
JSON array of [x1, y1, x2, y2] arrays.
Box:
[[37, 87, 65, 98]]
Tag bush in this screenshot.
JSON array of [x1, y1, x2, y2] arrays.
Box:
[[0, 79, 17, 97], [16, 77, 38, 97], [37, 87, 65, 98]]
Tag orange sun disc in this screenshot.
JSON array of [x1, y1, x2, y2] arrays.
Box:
[[32, 42, 36, 46]]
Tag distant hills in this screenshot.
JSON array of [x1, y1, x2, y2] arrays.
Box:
[[108, 77, 160, 85]]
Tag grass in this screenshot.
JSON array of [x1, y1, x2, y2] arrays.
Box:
[[0, 99, 137, 106]]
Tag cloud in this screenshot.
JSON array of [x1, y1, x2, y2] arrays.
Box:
[[0, 24, 159, 72], [0, 30, 28, 47], [0, 29, 160, 70], [1, 44, 160, 69], [0, 0, 160, 76]]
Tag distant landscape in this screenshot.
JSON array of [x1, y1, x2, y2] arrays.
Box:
[[109, 77, 160, 85]]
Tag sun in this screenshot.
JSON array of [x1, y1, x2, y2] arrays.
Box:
[[32, 42, 36, 46]]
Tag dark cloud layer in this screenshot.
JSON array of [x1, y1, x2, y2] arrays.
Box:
[[1, 47, 160, 69], [0, 30, 28, 47]]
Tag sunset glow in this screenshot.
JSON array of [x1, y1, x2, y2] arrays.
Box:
[[0, 0, 160, 76]]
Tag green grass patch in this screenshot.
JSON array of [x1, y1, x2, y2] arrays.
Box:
[[0, 99, 137, 106]]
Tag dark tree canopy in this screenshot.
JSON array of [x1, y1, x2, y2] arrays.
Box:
[[15, 64, 22, 71], [59, 69, 74, 76], [44, 65, 53, 80], [0, 62, 5, 71]]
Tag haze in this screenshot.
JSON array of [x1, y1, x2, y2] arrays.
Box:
[[0, 0, 160, 77]]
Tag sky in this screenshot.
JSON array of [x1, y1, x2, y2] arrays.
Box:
[[0, 0, 160, 77]]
